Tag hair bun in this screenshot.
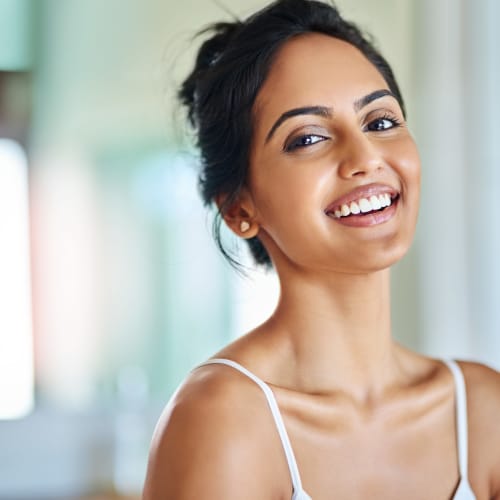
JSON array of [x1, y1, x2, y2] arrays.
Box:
[[179, 21, 241, 127]]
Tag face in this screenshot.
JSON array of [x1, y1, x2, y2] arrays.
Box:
[[243, 33, 420, 275]]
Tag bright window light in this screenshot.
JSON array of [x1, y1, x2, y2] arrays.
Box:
[[0, 138, 33, 419]]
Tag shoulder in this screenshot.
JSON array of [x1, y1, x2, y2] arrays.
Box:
[[457, 360, 500, 495], [458, 360, 500, 414], [143, 362, 289, 500]]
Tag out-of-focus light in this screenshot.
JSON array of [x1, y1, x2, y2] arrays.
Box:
[[0, 138, 34, 419], [0, 0, 33, 71]]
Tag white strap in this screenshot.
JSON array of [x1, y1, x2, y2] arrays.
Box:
[[197, 358, 305, 492], [442, 359, 469, 478]]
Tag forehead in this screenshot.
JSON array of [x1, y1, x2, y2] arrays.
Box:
[[254, 33, 389, 122]]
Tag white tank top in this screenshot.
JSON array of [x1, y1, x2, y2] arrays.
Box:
[[198, 358, 476, 499]]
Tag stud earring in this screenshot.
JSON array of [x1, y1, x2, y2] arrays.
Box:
[[240, 221, 250, 233]]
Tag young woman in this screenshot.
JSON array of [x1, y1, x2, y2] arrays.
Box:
[[143, 1, 500, 498]]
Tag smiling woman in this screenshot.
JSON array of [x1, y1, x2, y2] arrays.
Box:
[[246, 34, 420, 275], [143, 1, 500, 499]]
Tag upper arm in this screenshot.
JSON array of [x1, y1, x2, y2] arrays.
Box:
[[142, 371, 287, 500], [487, 369, 500, 498], [460, 361, 500, 498]]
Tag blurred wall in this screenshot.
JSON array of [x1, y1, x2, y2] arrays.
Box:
[[413, 0, 500, 365]]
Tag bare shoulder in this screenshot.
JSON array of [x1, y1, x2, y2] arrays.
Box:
[[143, 362, 289, 500], [457, 360, 500, 496], [458, 359, 500, 410]]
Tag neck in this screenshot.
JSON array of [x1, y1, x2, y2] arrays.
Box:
[[268, 268, 399, 399]]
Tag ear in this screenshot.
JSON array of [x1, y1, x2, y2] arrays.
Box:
[[216, 188, 260, 239]]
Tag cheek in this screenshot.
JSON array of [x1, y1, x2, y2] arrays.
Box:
[[394, 140, 421, 234], [249, 160, 331, 228], [407, 147, 421, 199], [389, 137, 421, 190]]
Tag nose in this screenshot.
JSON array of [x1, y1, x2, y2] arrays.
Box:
[[337, 131, 384, 179]]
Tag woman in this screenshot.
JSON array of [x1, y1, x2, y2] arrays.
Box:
[[143, 1, 500, 498]]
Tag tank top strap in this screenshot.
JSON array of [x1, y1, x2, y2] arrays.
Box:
[[198, 358, 307, 496], [442, 359, 469, 479]]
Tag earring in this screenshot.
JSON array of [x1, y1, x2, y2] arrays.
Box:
[[240, 220, 250, 233]]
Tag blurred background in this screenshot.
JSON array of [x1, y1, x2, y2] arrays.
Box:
[[0, 0, 498, 498]]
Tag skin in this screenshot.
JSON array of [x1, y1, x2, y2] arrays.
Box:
[[143, 34, 500, 499]]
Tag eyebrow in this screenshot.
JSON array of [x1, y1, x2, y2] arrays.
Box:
[[265, 89, 397, 143], [265, 105, 332, 143], [353, 89, 396, 112]]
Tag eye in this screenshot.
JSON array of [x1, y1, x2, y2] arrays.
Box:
[[284, 134, 328, 152], [365, 114, 402, 132]]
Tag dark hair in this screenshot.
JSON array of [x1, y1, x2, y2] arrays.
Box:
[[179, 0, 405, 268]]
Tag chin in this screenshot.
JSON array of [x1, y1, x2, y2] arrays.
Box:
[[327, 238, 414, 275], [365, 242, 413, 272]]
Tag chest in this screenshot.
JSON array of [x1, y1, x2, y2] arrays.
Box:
[[294, 434, 459, 499], [279, 394, 463, 499]]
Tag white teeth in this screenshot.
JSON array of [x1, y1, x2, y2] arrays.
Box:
[[330, 193, 395, 218], [370, 195, 382, 210], [379, 193, 391, 207], [349, 201, 361, 214], [359, 198, 371, 213]]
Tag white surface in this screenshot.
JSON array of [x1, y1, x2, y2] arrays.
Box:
[[0, 139, 34, 419]]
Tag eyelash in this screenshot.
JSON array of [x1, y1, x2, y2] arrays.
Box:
[[283, 113, 403, 153], [364, 113, 403, 132], [283, 134, 328, 152]]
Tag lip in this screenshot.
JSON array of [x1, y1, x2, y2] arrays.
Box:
[[324, 183, 399, 214], [330, 196, 399, 227], [324, 182, 400, 228]]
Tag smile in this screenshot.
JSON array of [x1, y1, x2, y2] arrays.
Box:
[[329, 193, 395, 218], [324, 183, 400, 227]]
